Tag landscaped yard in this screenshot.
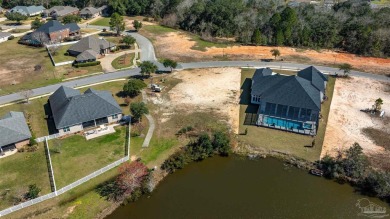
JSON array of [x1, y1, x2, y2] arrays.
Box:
[[0, 144, 51, 210], [90, 17, 110, 27], [50, 44, 75, 63], [238, 69, 336, 162], [50, 126, 127, 189], [111, 53, 135, 69]]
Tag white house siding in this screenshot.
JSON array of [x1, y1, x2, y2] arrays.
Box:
[[0, 37, 8, 43], [58, 124, 83, 136], [107, 114, 122, 123]]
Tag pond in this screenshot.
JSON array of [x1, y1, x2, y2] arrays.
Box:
[[106, 156, 388, 219]]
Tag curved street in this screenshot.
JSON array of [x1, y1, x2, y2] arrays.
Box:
[[0, 25, 388, 106]]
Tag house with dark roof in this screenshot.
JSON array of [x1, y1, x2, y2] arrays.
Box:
[[67, 35, 116, 62], [0, 32, 12, 43], [48, 86, 123, 135], [7, 5, 45, 16], [20, 20, 80, 45], [43, 6, 79, 19], [250, 66, 328, 135], [0, 112, 32, 155], [80, 6, 106, 19]]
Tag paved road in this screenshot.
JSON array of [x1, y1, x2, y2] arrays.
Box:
[[0, 25, 389, 105]]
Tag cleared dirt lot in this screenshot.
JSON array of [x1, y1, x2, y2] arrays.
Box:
[[322, 77, 390, 162], [146, 68, 241, 134], [143, 26, 390, 75]]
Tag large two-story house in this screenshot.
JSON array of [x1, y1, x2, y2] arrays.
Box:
[[250, 66, 328, 135]]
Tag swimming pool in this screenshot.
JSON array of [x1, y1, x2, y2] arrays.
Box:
[[263, 116, 303, 130]]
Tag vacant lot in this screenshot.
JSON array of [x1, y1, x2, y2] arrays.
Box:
[[322, 77, 390, 168], [140, 24, 390, 75], [237, 69, 335, 162], [0, 144, 51, 211], [90, 17, 110, 26], [50, 126, 126, 189]]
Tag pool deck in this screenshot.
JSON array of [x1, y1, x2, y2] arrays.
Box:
[[256, 114, 317, 136]]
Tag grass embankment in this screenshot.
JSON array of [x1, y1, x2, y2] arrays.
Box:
[[90, 17, 110, 27], [50, 126, 127, 189], [111, 53, 135, 69], [238, 69, 335, 162]]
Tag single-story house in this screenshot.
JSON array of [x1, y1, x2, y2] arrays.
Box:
[[250, 66, 328, 135], [0, 32, 12, 43], [80, 6, 103, 19], [7, 5, 45, 17], [0, 111, 32, 154], [67, 35, 116, 62], [43, 6, 79, 19], [20, 20, 80, 45], [48, 86, 123, 135]]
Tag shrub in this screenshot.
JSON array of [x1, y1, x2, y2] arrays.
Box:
[[176, 126, 194, 135], [64, 52, 69, 56], [8, 35, 15, 40], [74, 61, 101, 68], [25, 184, 41, 200]]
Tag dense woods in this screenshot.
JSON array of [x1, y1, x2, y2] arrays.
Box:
[[2, 0, 390, 57]]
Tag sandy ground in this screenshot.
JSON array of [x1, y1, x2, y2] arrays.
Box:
[[147, 68, 241, 134], [150, 31, 390, 75], [322, 77, 390, 158]]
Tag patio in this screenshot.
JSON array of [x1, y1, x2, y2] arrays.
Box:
[[84, 124, 118, 140]]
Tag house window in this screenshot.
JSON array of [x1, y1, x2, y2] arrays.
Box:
[[112, 114, 118, 119], [63, 127, 70, 132]]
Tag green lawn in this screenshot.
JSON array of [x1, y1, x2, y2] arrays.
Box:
[[0, 98, 50, 137], [51, 44, 75, 63], [111, 53, 135, 69], [50, 126, 127, 189], [90, 17, 111, 27], [0, 145, 51, 210], [238, 69, 335, 162], [189, 35, 232, 51]]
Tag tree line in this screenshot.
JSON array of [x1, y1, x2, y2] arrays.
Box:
[[317, 143, 390, 202], [107, 0, 390, 58]]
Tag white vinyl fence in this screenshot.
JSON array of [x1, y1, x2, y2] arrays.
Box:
[[0, 124, 131, 217]]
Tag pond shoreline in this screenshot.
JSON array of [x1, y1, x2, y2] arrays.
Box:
[[98, 143, 316, 219]]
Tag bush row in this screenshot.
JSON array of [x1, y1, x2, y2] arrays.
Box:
[[73, 61, 101, 68]]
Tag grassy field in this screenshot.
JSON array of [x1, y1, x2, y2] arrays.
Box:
[[50, 126, 127, 189], [51, 44, 74, 63], [90, 17, 110, 27], [111, 53, 135, 69], [0, 144, 51, 211], [238, 69, 335, 162]]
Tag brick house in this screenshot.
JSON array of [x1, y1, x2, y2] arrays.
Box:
[[0, 112, 32, 156]]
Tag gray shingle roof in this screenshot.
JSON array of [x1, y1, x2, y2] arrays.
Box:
[[76, 49, 98, 61], [63, 23, 80, 33], [0, 112, 32, 147], [297, 66, 328, 93], [68, 36, 115, 55], [251, 69, 321, 110], [45, 6, 79, 17], [9, 5, 45, 16], [252, 68, 272, 82], [80, 7, 99, 15], [0, 32, 12, 39], [49, 86, 122, 129], [36, 20, 67, 34]]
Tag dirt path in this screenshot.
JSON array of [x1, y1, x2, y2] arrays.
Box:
[[322, 77, 390, 158], [147, 30, 390, 75], [146, 68, 241, 134]]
